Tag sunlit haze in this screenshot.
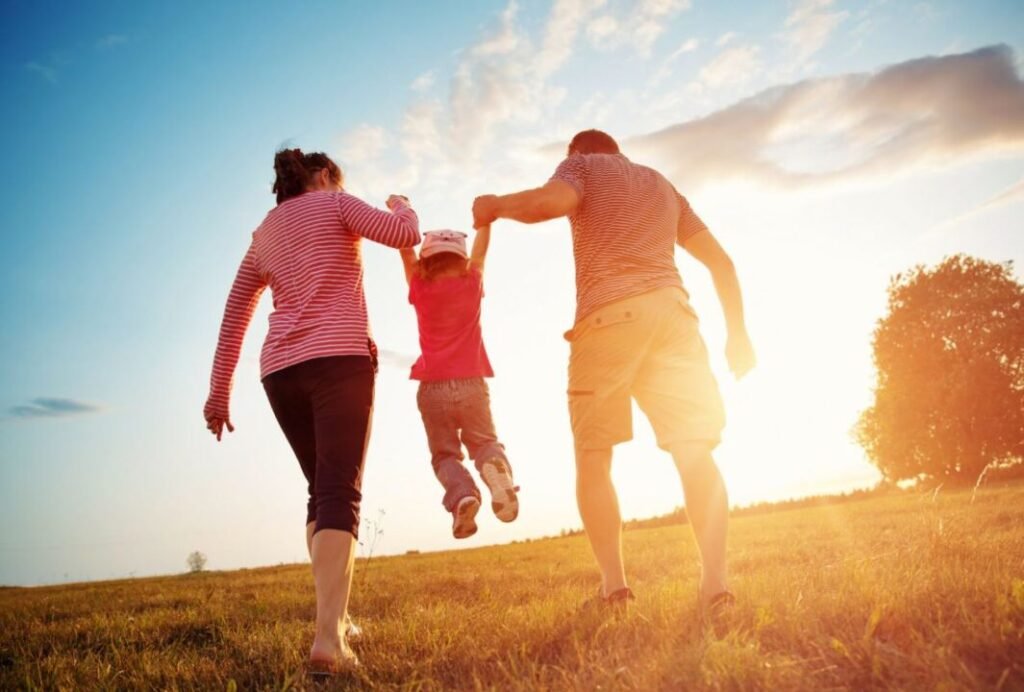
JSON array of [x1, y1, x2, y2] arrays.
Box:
[[2, 1, 1022, 585]]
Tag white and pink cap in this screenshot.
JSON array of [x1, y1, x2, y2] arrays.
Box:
[[420, 230, 468, 259]]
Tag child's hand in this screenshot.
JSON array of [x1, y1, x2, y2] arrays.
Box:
[[473, 195, 498, 228], [387, 194, 410, 211]]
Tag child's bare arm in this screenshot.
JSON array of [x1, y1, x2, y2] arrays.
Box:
[[399, 247, 418, 284], [469, 224, 491, 271]]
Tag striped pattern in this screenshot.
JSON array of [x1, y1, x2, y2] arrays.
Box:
[[550, 153, 708, 323], [206, 191, 420, 419]]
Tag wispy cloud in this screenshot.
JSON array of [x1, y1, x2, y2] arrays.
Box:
[[979, 178, 1024, 210], [587, 0, 692, 57], [941, 177, 1024, 231], [24, 61, 58, 83], [649, 36, 700, 86], [340, 0, 600, 200], [780, 0, 849, 71], [630, 45, 1024, 190], [339, 124, 390, 165], [694, 43, 763, 90], [7, 398, 102, 420], [716, 31, 738, 47], [411, 70, 436, 93], [96, 34, 128, 50]]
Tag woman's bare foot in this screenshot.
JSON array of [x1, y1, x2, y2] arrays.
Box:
[[309, 634, 359, 673]]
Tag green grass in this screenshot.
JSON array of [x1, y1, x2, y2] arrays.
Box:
[[2, 484, 1023, 690]]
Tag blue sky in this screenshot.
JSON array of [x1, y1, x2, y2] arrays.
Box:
[[1, 0, 1022, 586]]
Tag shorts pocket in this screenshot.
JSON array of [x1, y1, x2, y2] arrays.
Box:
[[592, 308, 638, 329], [568, 305, 640, 342]]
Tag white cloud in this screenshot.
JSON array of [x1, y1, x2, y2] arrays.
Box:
[[649, 37, 700, 86], [335, 0, 599, 200], [587, 0, 692, 57], [447, 0, 597, 162], [340, 124, 390, 165], [536, 0, 596, 77], [411, 70, 436, 93], [24, 61, 57, 83], [96, 34, 128, 50], [781, 0, 849, 70], [7, 397, 102, 420], [471, 0, 521, 56], [716, 31, 738, 47], [675, 37, 700, 55], [976, 178, 1024, 212], [630, 46, 1024, 190], [586, 15, 619, 43], [695, 44, 763, 90]]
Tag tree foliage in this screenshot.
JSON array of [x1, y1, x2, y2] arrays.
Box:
[[855, 255, 1024, 484], [186, 551, 207, 573]]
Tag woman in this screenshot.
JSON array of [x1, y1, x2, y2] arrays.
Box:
[[203, 148, 419, 674]]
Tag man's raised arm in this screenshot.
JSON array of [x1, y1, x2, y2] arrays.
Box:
[[681, 229, 756, 379], [473, 180, 579, 228]]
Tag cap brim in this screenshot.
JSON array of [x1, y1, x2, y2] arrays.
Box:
[[420, 243, 468, 259]]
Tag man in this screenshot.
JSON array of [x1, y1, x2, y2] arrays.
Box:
[[472, 129, 755, 611]]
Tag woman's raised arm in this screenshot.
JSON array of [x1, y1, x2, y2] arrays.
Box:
[[337, 193, 420, 248]]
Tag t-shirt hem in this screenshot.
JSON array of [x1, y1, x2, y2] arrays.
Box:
[[410, 370, 495, 382], [261, 346, 371, 380], [573, 279, 687, 325]]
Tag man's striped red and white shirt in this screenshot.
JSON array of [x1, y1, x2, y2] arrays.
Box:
[[549, 153, 708, 325], [206, 191, 420, 419]]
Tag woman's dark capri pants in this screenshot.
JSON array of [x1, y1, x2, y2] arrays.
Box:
[[262, 355, 375, 538]]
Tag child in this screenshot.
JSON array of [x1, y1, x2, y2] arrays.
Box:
[[399, 226, 518, 539]]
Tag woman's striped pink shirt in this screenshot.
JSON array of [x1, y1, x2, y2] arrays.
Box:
[[205, 191, 420, 419]]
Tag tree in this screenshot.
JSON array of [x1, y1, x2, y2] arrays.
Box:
[[186, 551, 207, 573], [855, 255, 1024, 485]]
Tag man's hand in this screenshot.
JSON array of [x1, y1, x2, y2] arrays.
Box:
[[726, 332, 756, 380], [472, 194, 499, 229]]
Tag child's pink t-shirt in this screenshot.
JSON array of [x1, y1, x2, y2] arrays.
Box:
[[409, 267, 494, 381]]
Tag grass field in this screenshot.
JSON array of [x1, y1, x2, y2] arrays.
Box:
[[2, 483, 1023, 690]]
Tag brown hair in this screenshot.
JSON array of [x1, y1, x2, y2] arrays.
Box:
[[272, 148, 344, 204], [567, 129, 620, 156], [418, 252, 468, 281]]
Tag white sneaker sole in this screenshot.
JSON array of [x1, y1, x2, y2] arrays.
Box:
[[480, 459, 519, 522], [453, 496, 481, 539]]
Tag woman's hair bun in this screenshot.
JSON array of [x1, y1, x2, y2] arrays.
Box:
[[272, 148, 310, 204]]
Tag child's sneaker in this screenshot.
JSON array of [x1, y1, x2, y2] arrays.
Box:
[[480, 458, 519, 522], [452, 495, 481, 539]]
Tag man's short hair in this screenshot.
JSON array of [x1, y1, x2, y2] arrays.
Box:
[[567, 129, 620, 156]]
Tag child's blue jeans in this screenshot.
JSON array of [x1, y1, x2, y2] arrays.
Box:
[[416, 377, 509, 513]]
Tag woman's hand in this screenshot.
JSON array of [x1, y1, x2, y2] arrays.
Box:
[[204, 398, 235, 441], [206, 416, 235, 441], [386, 194, 410, 211]]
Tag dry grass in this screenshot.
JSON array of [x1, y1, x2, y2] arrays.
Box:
[[2, 483, 1023, 690]]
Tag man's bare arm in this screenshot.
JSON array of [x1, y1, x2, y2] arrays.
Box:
[[681, 229, 756, 379], [473, 180, 579, 227]]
